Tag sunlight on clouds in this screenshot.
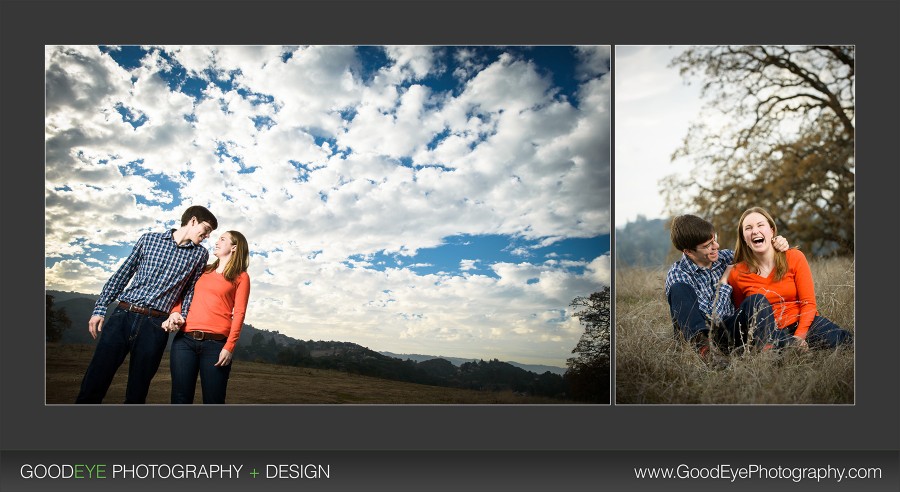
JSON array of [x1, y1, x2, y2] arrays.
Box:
[[586, 254, 612, 285], [459, 53, 550, 114], [383, 46, 438, 81], [46, 260, 113, 295]]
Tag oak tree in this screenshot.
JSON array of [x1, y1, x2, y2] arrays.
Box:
[[565, 287, 610, 403], [663, 45, 854, 255]]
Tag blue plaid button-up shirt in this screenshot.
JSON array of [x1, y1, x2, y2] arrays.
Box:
[[92, 230, 209, 318], [664, 249, 735, 321]]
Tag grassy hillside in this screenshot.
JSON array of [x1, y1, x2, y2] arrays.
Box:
[[47, 344, 569, 405], [615, 256, 855, 404], [46, 292, 570, 399]]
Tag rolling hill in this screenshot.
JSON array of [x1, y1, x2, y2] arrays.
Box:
[[46, 290, 575, 399]]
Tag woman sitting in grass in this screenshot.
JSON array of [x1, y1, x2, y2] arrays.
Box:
[[727, 207, 852, 351]]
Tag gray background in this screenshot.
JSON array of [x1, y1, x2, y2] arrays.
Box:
[[1, 0, 898, 483]]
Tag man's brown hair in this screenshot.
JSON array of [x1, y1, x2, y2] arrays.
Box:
[[180, 205, 218, 231], [670, 214, 716, 252]]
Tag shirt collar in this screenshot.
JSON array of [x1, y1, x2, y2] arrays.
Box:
[[679, 252, 722, 273], [169, 228, 198, 249]]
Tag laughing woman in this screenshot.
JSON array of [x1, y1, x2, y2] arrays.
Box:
[[727, 207, 852, 351], [164, 231, 251, 404]]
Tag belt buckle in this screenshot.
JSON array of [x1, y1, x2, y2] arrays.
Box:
[[189, 331, 204, 340], [127, 302, 146, 314]]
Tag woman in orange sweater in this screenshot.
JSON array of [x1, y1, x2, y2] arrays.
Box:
[[164, 230, 251, 403], [727, 207, 851, 350]]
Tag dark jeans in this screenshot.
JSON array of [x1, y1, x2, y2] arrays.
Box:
[[667, 282, 776, 351], [756, 316, 854, 349], [75, 307, 170, 404], [170, 332, 232, 404]]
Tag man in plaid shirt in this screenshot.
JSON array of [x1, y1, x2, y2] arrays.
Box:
[[664, 214, 788, 364], [76, 206, 217, 403]]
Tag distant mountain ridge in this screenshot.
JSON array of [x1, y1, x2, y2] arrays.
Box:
[[46, 290, 571, 398], [379, 351, 567, 376], [48, 292, 102, 344], [616, 216, 673, 267]]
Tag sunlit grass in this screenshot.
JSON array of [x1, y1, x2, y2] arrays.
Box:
[[46, 344, 569, 405]]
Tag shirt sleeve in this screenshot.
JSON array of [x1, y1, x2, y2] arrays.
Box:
[[663, 267, 677, 298], [225, 272, 251, 353], [711, 282, 734, 321], [179, 249, 209, 319], [720, 249, 735, 264], [790, 250, 818, 338], [169, 298, 183, 315], [92, 234, 145, 317], [664, 257, 688, 298]]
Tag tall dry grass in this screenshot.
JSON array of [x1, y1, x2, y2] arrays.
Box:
[[615, 256, 854, 404]]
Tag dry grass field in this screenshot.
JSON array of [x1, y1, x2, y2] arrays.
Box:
[[615, 256, 855, 404], [46, 344, 569, 405]]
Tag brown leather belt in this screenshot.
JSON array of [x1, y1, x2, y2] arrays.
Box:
[[184, 330, 227, 341], [118, 301, 168, 318]]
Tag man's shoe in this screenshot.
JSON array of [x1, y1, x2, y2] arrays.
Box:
[[706, 351, 730, 370], [691, 332, 728, 369]]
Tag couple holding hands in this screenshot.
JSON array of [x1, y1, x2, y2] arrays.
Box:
[[75, 205, 251, 404]]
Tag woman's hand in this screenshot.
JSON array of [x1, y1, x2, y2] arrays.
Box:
[[214, 348, 233, 367], [163, 312, 184, 332], [791, 336, 809, 352], [772, 235, 790, 252]]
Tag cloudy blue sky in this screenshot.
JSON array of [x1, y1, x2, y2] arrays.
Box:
[[45, 45, 611, 367]]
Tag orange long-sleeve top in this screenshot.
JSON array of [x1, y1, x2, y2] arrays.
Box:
[[172, 270, 250, 353], [728, 249, 818, 338]]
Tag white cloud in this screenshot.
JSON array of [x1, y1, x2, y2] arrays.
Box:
[[46, 259, 116, 295], [614, 46, 703, 223], [575, 45, 611, 79], [586, 254, 612, 286], [383, 46, 439, 81]]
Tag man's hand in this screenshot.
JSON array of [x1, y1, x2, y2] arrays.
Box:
[[88, 315, 105, 339], [772, 235, 790, 252], [163, 312, 185, 332], [719, 264, 734, 285]]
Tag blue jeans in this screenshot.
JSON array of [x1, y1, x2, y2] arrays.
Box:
[[170, 332, 232, 404], [75, 307, 170, 404], [756, 316, 854, 349], [668, 282, 777, 351]]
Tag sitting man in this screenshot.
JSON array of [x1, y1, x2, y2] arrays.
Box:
[[664, 214, 788, 365]]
